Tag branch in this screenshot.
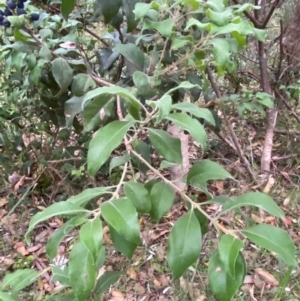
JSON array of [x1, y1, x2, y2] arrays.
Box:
[[262, 0, 281, 28], [206, 66, 257, 183]]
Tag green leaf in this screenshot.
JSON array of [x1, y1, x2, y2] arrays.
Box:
[[148, 94, 172, 124], [115, 43, 145, 71], [0, 269, 39, 292], [79, 218, 103, 261], [96, 246, 106, 270], [166, 113, 207, 149], [167, 210, 202, 279], [25, 202, 90, 244], [171, 102, 215, 126], [109, 226, 138, 259], [132, 139, 151, 174], [87, 121, 135, 176], [133, 71, 156, 98], [99, 0, 122, 23], [101, 198, 141, 245], [109, 153, 130, 175], [124, 181, 152, 213], [83, 86, 141, 110], [83, 94, 113, 132], [64, 96, 84, 128], [61, 0, 76, 20], [150, 182, 175, 222], [51, 58, 73, 97], [148, 129, 182, 164], [46, 215, 88, 260], [208, 251, 246, 301], [67, 187, 112, 207], [221, 192, 285, 219], [256, 92, 274, 108], [0, 292, 21, 301], [71, 74, 96, 97], [52, 266, 71, 287], [122, 0, 139, 32], [206, 8, 232, 26], [193, 208, 209, 235], [218, 235, 244, 278], [210, 38, 231, 71], [69, 242, 97, 301], [94, 271, 122, 295], [241, 224, 296, 267], [144, 19, 173, 37], [187, 160, 233, 194]]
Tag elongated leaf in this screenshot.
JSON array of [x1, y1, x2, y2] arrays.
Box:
[[218, 235, 244, 278], [241, 225, 296, 267], [109, 153, 130, 175], [83, 86, 141, 110], [71, 74, 96, 97], [46, 215, 88, 260], [87, 121, 135, 176], [124, 181, 151, 213], [94, 271, 122, 294], [0, 292, 21, 301], [167, 210, 202, 279], [150, 182, 175, 222], [208, 251, 246, 301], [68, 187, 112, 207], [1, 269, 39, 292], [25, 202, 90, 244], [52, 266, 71, 287], [148, 94, 172, 124], [122, 0, 139, 32], [101, 198, 141, 245], [115, 43, 144, 71], [99, 0, 122, 23], [51, 58, 73, 97], [187, 160, 233, 194], [221, 192, 285, 219], [171, 102, 215, 126], [166, 113, 207, 149], [109, 226, 138, 259], [148, 129, 182, 164], [69, 242, 97, 301], [96, 246, 106, 269], [64, 95, 84, 128], [79, 218, 103, 261], [61, 0, 76, 20]]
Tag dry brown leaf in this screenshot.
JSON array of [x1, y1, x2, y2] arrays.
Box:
[[14, 242, 29, 256], [14, 175, 26, 191], [126, 267, 137, 280], [263, 177, 275, 193], [255, 268, 279, 286], [153, 278, 161, 287], [0, 198, 8, 207], [0, 256, 14, 267]]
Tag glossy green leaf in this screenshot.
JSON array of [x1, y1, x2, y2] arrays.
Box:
[[208, 251, 246, 301], [96, 246, 106, 269], [46, 215, 88, 260], [206, 8, 232, 26], [166, 113, 207, 149], [0, 269, 39, 292], [52, 266, 71, 287], [241, 225, 296, 267], [109, 153, 130, 175], [193, 208, 209, 235], [122, 0, 139, 32], [83, 86, 141, 110], [51, 58, 73, 97], [167, 210, 202, 279], [133, 71, 156, 98], [25, 202, 90, 244], [221, 192, 285, 219], [148, 129, 182, 164], [61, 0, 76, 20], [150, 182, 175, 222], [67, 187, 112, 207], [71, 74, 96, 97], [64, 96, 84, 128], [94, 271, 122, 294], [218, 235, 244, 278], [101, 198, 141, 245], [87, 121, 135, 176], [115, 43, 145, 71], [69, 242, 97, 301], [0, 292, 21, 301], [149, 95, 172, 124], [132, 139, 151, 174], [124, 181, 152, 213], [187, 160, 233, 194], [109, 226, 138, 259], [144, 19, 173, 37], [98, 0, 122, 23], [171, 102, 215, 126], [79, 218, 103, 261]]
